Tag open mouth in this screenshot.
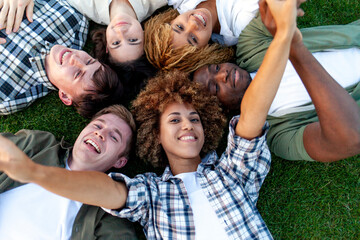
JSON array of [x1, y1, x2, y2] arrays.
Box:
[[85, 139, 101, 153], [192, 13, 206, 26], [178, 135, 197, 141], [60, 51, 71, 64]]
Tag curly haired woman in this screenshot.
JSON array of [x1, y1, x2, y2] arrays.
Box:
[[0, 0, 299, 238], [144, 0, 260, 72]]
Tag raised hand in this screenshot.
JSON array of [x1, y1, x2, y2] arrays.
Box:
[[0, 0, 34, 34], [0, 135, 35, 183]]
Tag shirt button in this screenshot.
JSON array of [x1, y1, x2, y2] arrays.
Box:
[[75, 226, 79, 232], [33, 46, 37, 49]]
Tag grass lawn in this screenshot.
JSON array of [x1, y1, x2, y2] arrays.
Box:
[[1, 0, 359, 239]]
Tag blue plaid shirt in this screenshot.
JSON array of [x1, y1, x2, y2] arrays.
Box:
[[0, 0, 88, 115], [106, 116, 273, 240]]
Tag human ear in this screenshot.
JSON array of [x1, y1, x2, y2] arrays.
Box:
[[113, 157, 128, 169], [58, 90, 73, 106]]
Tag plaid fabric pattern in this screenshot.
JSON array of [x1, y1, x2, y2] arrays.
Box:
[[106, 116, 273, 240], [0, 0, 88, 115]]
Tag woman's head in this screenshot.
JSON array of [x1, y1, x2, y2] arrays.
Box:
[[132, 70, 226, 167], [92, 13, 144, 64], [144, 9, 233, 73]]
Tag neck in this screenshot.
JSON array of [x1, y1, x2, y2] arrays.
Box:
[[109, 0, 137, 20], [168, 155, 202, 176], [196, 0, 220, 33]]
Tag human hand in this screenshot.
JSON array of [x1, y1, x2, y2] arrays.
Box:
[[263, 0, 304, 37], [259, 0, 303, 44], [0, 37, 5, 44], [0, 135, 36, 183], [0, 0, 34, 34]]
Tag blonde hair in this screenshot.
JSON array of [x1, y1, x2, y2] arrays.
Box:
[[144, 9, 234, 73], [132, 70, 226, 167]]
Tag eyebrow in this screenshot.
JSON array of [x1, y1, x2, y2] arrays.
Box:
[[167, 111, 199, 117], [95, 118, 123, 141]]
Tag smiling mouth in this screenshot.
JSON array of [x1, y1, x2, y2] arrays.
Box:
[[85, 139, 101, 154], [60, 51, 71, 65], [178, 135, 197, 141], [192, 13, 206, 26]]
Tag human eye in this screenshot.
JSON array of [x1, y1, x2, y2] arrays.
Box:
[[74, 70, 82, 79], [94, 124, 101, 129], [191, 35, 198, 44], [112, 41, 120, 46], [215, 65, 220, 72], [110, 135, 118, 142], [176, 24, 184, 30], [128, 38, 138, 43], [169, 118, 180, 123], [190, 117, 200, 123], [86, 59, 93, 65]]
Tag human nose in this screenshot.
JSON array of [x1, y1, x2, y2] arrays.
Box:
[[215, 70, 229, 83], [95, 130, 105, 141], [187, 18, 199, 32], [69, 55, 84, 68], [182, 118, 194, 130]]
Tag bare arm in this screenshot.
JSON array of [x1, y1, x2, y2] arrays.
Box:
[[236, 0, 300, 139], [289, 41, 360, 161], [0, 135, 128, 209]]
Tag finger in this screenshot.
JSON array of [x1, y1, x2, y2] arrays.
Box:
[[297, 8, 305, 17], [0, 37, 6, 44], [13, 4, 26, 32], [6, 1, 16, 34], [26, 0, 34, 22], [0, 2, 9, 29]]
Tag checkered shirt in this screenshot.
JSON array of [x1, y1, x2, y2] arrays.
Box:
[[106, 116, 273, 240], [0, 0, 88, 115]]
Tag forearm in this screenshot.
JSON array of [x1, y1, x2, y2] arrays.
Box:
[[30, 164, 128, 209], [237, 31, 292, 139]]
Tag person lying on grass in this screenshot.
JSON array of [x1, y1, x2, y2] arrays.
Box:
[[0, 0, 301, 238], [193, 1, 360, 162], [0, 105, 138, 239]]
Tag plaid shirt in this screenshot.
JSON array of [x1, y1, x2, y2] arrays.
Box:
[[0, 0, 88, 115], [106, 116, 273, 240]]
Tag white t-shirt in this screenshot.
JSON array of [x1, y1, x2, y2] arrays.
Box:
[[0, 163, 82, 240], [176, 172, 229, 240], [249, 48, 360, 116], [67, 0, 168, 24], [213, 0, 259, 46]]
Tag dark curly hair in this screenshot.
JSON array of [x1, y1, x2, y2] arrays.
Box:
[[131, 70, 226, 167]]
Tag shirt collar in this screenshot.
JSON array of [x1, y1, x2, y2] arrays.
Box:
[[29, 41, 57, 90]]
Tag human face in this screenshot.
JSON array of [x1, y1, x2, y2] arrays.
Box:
[[45, 45, 101, 104], [193, 63, 252, 110], [159, 102, 204, 163], [170, 8, 213, 48], [70, 113, 132, 172], [106, 14, 144, 63]]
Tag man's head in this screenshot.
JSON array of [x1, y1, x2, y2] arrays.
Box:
[[45, 45, 123, 118], [193, 63, 252, 110], [69, 105, 136, 172]]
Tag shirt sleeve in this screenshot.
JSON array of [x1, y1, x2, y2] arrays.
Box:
[[102, 172, 154, 227], [220, 115, 271, 204]]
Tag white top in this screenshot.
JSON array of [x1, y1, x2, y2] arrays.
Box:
[[0, 163, 82, 240], [168, 0, 205, 14], [176, 172, 229, 240], [249, 48, 360, 116], [213, 0, 259, 46], [67, 0, 168, 24]]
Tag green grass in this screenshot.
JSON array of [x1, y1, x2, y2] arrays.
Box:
[[1, 0, 359, 239]]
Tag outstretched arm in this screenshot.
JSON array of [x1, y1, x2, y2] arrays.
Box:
[[0, 135, 128, 209], [289, 37, 360, 162], [261, 0, 360, 161], [236, 0, 302, 139]]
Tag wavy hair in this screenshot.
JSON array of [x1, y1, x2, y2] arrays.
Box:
[[144, 9, 234, 73], [131, 70, 226, 167]]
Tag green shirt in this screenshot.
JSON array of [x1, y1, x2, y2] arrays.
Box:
[[0, 130, 138, 240]]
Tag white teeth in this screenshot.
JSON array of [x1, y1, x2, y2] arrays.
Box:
[[193, 14, 206, 26], [62, 51, 70, 64], [85, 139, 101, 153], [179, 136, 195, 141]]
